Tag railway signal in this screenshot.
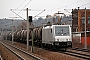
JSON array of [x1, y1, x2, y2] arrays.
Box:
[[28, 16, 34, 53], [28, 16, 32, 22]]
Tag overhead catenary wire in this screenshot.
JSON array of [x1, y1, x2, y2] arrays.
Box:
[[16, 0, 27, 9], [62, 0, 82, 9], [47, 0, 83, 11], [10, 8, 46, 21], [46, 0, 90, 15], [10, 0, 90, 20], [10, 9, 25, 20], [10, 0, 32, 20], [17, 0, 32, 15], [10, 0, 27, 19], [36, 0, 83, 16], [34, 9, 46, 18], [64, 1, 90, 15], [75, 2, 90, 8]]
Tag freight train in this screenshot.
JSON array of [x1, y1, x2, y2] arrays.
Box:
[[6, 24, 72, 50]]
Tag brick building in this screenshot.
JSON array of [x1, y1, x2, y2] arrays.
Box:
[[72, 8, 90, 32]]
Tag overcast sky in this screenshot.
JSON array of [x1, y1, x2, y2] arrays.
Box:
[[0, 0, 90, 19]]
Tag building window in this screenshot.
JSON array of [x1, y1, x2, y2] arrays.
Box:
[[88, 17, 90, 24], [82, 28, 85, 31], [82, 17, 85, 24], [88, 28, 90, 31]]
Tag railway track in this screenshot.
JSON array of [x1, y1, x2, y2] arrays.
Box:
[[70, 48, 90, 52], [1, 40, 90, 60], [60, 48, 90, 60], [0, 40, 43, 60]]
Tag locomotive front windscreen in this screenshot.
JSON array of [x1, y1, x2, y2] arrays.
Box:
[[55, 26, 70, 36]]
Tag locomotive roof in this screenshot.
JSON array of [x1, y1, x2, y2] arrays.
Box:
[[43, 25, 70, 29]]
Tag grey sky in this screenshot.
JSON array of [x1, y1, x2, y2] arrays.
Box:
[[0, 0, 90, 19]]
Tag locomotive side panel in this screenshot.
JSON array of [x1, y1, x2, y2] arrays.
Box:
[[42, 28, 53, 44]]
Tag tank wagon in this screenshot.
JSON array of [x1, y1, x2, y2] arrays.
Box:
[[7, 25, 72, 50]]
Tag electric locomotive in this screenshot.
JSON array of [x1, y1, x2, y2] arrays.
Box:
[[42, 25, 72, 50]]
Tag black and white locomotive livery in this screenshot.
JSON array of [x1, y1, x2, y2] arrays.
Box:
[[6, 25, 72, 50]]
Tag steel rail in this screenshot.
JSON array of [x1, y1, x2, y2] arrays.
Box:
[[1, 41, 43, 60], [0, 41, 25, 60], [59, 48, 90, 60]]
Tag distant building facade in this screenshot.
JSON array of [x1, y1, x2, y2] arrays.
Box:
[[72, 8, 90, 32]]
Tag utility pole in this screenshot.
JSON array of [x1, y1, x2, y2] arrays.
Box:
[[5, 25, 7, 41], [72, 9, 73, 46], [84, 7, 87, 49], [31, 24, 34, 53], [26, 8, 29, 51], [26, 8, 34, 52], [12, 19, 14, 45], [1, 27, 3, 40]]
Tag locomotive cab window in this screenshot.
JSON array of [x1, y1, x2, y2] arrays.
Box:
[[55, 26, 70, 36]]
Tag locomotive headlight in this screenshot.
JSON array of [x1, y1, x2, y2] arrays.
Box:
[[66, 39, 71, 41], [57, 39, 59, 41], [66, 39, 68, 41], [55, 39, 59, 41], [68, 39, 71, 41]]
